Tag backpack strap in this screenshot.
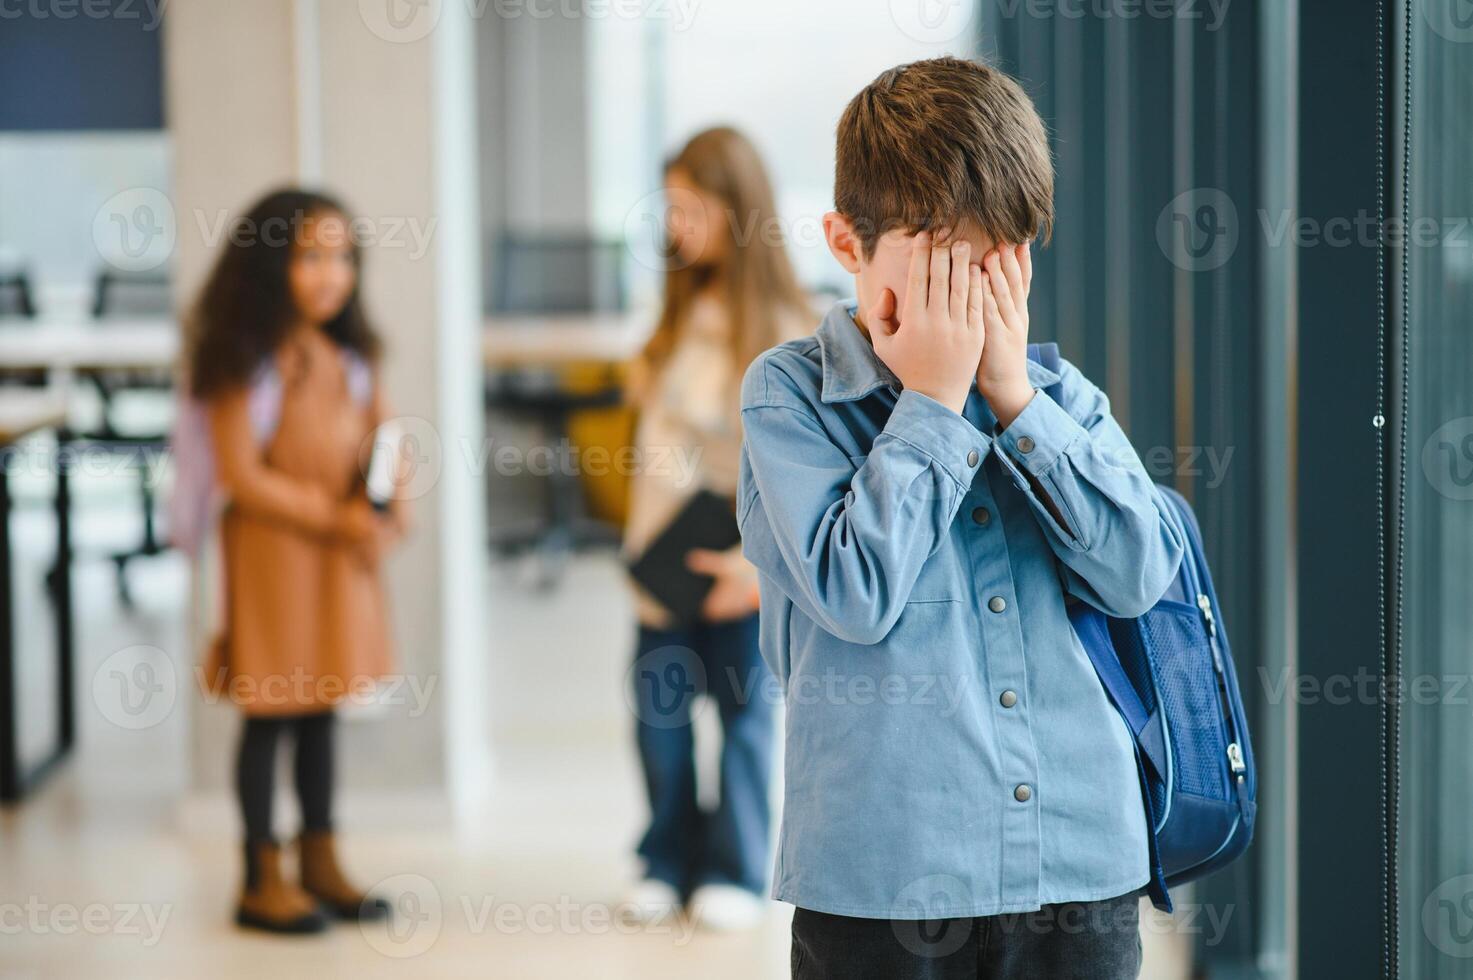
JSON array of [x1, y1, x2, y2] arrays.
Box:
[[247, 363, 284, 446], [1069, 603, 1168, 781], [342, 349, 374, 408], [1070, 598, 1174, 912], [1027, 342, 1179, 911]]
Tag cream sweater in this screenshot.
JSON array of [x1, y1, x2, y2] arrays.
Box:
[[623, 294, 806, 626]]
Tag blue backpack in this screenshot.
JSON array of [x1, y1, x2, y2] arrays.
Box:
[[1028, 343, 1257, 913]]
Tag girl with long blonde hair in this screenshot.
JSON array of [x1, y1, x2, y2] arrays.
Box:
[[622, 127, 811, 930]]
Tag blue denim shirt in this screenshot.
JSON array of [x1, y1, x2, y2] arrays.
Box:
[[737, 301, 1185, 919]]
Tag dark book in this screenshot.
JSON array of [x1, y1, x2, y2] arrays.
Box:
[[627, 490, 742, 625]]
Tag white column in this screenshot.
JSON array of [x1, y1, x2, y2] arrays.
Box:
[[163, 0, 299, 301]]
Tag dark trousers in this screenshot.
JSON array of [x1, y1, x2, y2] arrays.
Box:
[[791, 893, 1143, 980], [235, 711, 335, 843], [631, 614, 775, 897]]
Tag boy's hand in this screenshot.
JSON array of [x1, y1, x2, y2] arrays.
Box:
[[869, 232, 986, 415], [976, 242, 1036, 429]]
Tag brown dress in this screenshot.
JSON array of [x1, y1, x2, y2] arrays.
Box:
[[206, 330, 394, 717]]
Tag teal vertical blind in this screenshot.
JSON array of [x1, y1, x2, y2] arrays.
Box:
[[1401, 4, 1473, 977], [980, 3, 1270, 973]]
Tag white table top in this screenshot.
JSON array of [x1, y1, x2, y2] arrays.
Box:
[[0, 312, 654, 371], [483, 311, 654, 367], [0, 317, 180, 370]]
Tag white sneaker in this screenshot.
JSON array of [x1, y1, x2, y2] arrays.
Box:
[[620, 878, 681, 924], [687, 883, 766, 932]]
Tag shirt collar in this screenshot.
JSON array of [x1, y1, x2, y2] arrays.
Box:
[[816, 301, 897, 403], [815, 299, 1063, 404]]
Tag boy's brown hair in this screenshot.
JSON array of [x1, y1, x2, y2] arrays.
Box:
[[835, 56, 1054, 258]]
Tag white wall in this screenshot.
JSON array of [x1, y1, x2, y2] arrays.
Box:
[[657, 1, 979, 291], [475, 0, 980, 306], [0, 132, 170, 304]]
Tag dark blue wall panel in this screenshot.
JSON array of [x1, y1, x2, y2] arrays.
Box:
[[0, 1, 164, 131]]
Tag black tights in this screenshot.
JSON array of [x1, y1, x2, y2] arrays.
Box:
[[236, 712, 335, 843]]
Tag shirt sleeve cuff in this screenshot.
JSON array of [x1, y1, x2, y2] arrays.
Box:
[[882, 389, 991, 490], [995, 387, 1086, 479]]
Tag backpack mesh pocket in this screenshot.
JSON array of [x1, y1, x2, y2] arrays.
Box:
[[1140, 605, 1230, 802]]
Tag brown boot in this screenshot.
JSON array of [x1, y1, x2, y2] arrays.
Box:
[[236, 840, 329, 934], [298, 830, 391, 921]]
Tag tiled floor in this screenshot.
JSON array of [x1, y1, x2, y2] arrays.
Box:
[[1, 493, 1189, 979]]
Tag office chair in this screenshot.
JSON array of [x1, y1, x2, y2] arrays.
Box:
[[0, 268, 49, 387], [0, 269, 37, 317], [484, 234, 626, 587], [86, 270, 174, 608]]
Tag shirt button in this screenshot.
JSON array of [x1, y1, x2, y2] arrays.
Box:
[[1014, 784, 1032, 803], [972, 506, 991, 526], [967, 449, 980, 467], [988, 596, 1007, 614], [1017, 436, 1036, 454], [999, 690, 1018, 708]]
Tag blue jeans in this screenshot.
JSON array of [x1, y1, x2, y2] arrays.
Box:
[[631, 614, 775, 898]]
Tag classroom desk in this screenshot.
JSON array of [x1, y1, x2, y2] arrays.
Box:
[[0, 318, 177, 802], [0, 317, 180, 373], [482, 312, 653, 579], [0, 391, 75, 803], [483, 311, 654, 367], [0, 313, 648, 372], [0, 391, 67, 442]]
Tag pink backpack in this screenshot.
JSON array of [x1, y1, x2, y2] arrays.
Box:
[[168, 352, 371, 555]]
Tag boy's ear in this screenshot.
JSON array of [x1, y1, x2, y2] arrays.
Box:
[[823, 211, 863, 274]]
